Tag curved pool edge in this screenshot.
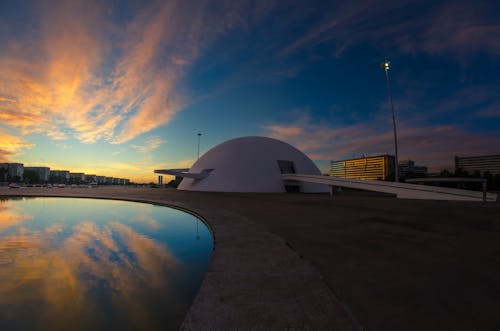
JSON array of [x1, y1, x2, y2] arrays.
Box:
[[0, 187, 359, 330], [0, 191, 216, 244]]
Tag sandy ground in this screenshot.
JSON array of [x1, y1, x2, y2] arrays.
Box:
[[2, 186, 500, 330]]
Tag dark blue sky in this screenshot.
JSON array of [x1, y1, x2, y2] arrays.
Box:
[[1, 0, 499, 180]]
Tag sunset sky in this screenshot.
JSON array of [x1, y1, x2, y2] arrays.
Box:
[[1, 0, 499, 182]]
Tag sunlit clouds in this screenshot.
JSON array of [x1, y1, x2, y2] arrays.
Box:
[[278, 0, 500, 59], [265, 115, 500, 172], [130, 135, 166, 153], [0, 129, 34, 162], [0, 1, 196, 145], [1, 0, 499, 181]]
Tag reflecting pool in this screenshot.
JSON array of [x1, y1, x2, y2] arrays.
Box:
[[0, 197, 213, 331]]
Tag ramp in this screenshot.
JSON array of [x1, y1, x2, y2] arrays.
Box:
[[283, 174, 498, 202]]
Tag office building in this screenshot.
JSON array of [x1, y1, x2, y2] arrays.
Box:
[[398, 160, 427, 179], [50, 170, 70, 183], [0, 163, 24, 180], [24, 167, 51, 182], [86, 174, 97, 183], [330, 155, 395, 180], [69, 172, 86, 183], [455, 154, 500, 175]]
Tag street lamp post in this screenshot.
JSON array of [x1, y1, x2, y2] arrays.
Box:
[[197, 133, 202, 160], [381, 60, 399, 182]]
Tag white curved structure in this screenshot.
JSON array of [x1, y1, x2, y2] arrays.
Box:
[[177, 136, 328, 193]]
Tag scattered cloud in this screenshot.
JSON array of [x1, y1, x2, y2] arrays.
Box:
[[0, 0, 285, 145], [476, 104, 500, 118], [418, 2, 500, 57], [264, 125, 304, 137], [55, 143, 72, 150], [111, 148, 126, 156], [0, 96, 16, 103], [264, 115, 500, 172], [430, 86, 500, 120], [0, 129, 35, 162], [0, 0, 255, 145], [278, 0, 500, 59], [130, 136, 166, 153]]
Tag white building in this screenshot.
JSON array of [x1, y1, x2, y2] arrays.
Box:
[[157, 136, 328, 193]]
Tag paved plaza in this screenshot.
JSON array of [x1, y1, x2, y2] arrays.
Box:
[[1, 187, 499, 330]]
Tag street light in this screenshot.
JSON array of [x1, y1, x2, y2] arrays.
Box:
[[197, 133, 202, 160], [381, 60, 399, 182]]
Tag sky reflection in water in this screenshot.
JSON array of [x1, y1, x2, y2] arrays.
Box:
[[0, 197, 212, 331]]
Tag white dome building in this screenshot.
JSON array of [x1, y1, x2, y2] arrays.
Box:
[[175, 136, 328, 193]]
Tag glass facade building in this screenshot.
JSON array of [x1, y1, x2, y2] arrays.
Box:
[[330, 155, 395, 180]]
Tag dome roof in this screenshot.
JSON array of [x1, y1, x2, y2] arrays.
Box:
[[178, 136, 328, 193]]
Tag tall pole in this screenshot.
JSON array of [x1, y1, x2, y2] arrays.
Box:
[[197, 133, 202, 160], [382, 60, 399, 182]]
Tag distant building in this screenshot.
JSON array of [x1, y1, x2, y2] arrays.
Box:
[[96, 176, 106, 184], [24, 167, 51, 182], [0, 163, 6, 180], [50, 170, 70, 183], [70, 172, 85, 183], [86, 174, 97, 183], [0, 163, 7, 181], [455, 154, 500, 175], [0, 163, 24, 180], [105, 177, 114, 184], [398, 160, 427, 179], [330, 155, 395, 180]]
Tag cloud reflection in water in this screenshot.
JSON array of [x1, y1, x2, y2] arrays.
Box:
[[0, 198, 212, 331]]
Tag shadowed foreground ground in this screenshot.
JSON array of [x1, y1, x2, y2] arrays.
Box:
[[1, 187, 499, 330]]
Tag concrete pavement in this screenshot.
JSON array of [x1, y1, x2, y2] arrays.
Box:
[[2, 187, 500, 330]]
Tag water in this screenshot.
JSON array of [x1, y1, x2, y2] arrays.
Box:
[[0, 197, 213, 331]]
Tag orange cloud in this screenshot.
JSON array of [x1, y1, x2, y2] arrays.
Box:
[[0, 1, 205, 145], [0, 96, 16, 103], [0, 129, 35, 161], [263, 125, 304, 137], [130, 135, 166, 153]]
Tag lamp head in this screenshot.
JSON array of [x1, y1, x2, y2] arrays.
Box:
[[381, 61, 390, 71]]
